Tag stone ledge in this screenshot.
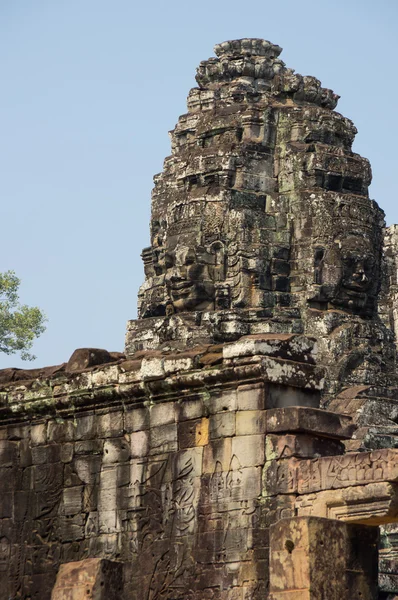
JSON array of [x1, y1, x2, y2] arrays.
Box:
[[266, 448, 398, 495], [296, 482, 398, 526], [222, 334, 316, 363], [0, 347, 325, 424], [266, 407, 355, 440]]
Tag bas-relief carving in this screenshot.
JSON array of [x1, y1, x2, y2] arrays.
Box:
[[121, 454, 201, 599], [0, 536, 10, 572], [269, 449, 398, 495]]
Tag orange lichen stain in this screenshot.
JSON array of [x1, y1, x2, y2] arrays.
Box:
[[195, 417, 209, 446]]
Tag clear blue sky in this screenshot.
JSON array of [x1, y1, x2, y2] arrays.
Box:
[[1, 0, 397, 368]]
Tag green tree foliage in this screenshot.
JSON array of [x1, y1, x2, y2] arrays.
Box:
[[0, 271, 46, 360]]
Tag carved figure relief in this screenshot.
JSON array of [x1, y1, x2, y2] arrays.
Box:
[[0, 536, 10, 571]]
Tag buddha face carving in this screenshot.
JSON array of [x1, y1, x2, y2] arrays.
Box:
[[139, 236, 228, 317], [340, 239, 374, 292], [164, 246, 215, 313], [310, 234, 378, 316], [336, 235, 376, 312]]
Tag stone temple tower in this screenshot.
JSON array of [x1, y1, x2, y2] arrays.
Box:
[[2, 39, 398, 600], [134, 39, 381, 326], [126, 38, 394, 404]]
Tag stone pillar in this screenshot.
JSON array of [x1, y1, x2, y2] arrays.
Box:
[[269, 516, 379, 600], [51, 559, 123, 600]]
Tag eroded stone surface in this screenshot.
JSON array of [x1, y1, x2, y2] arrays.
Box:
[[51, 559, 123, 600], [269, 516, 379, 599], [265, 406, 355, 439]]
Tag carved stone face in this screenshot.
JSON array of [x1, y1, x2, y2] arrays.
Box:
[[335, 235, 376, 311], [163, 246, 215, 313], [138, 232, 229, 318], [340, 242, 374, 293], [312, 234, 378, 315]]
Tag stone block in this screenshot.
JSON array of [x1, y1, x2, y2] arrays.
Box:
[[379, 557, 398, 596], [96, 411, 123, 438], [66, 348, 115, 372], [230, 466, 262, 502], [32, 444, 61, 464], [209, 412, 235, 439], [74, 440, 103, 455], [84, 512, 99, 537], [208, 389, 237, 414], [296, 482, 398, 525], [149, 423, 178, 454], [0, 492, 13, 518], [27, 572, 57, 600], [0, 441, 18, 466], [269, 516, 378, 599], [204, 463, 262, 504], [31, 423, 47, 446], [140, 357, 164, 381], [130, 430, 149, 457], [32, 491, 62, 519], [62, 487, 83, 516], [98, 510, 120, 534], [258, 495, 296, 528], [47, 420, 75, 443], [295, 448, 398, 494], [124, 407, 149, 432], [236, 410, 266, 435], [232, 434, 265, 467], [237, 383, 265, 410], [116, 463, 131, 487], [203, 437, 232, 473], [19, 439, 32, 466], [51, 558, 123, 599], [163, 356, 194, 374], [13, 490, 31, 521], [265, 449, 395, 496], [265, 433, 344, 460], [83, 485, 98, 512], [150, 402, 176, 427], [267, 383, 320, 410], [75, 415, 97, 441], [74, 456, 102, 485], [223, 334, 315, 362], [174, 447, 204, 479], [99, 466, 117, 492], [33, 462, 63, 492], [178, 398, 205, 421], [265, 407, 355, 439], [178, 417, 209, 449], [7, 424, 29, 440]]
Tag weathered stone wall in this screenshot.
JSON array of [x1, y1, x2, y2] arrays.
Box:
[[0, 335, 324, 599], [380, 225, 398, 338]]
